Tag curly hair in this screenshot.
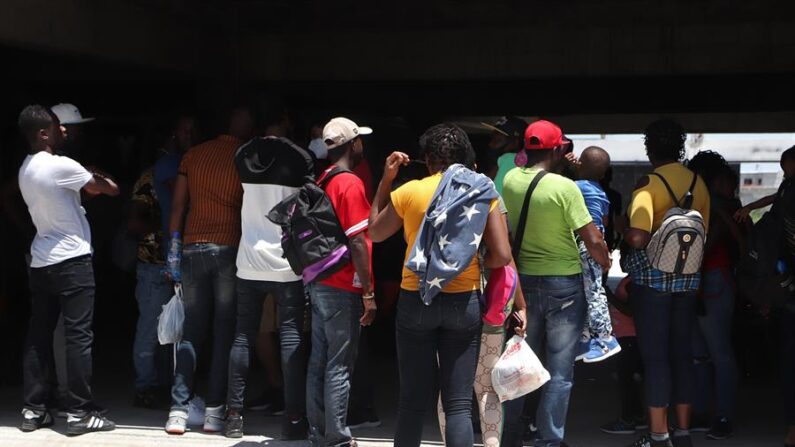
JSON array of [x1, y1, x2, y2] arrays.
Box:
[[687, 150, 730, 190], [644, 119, 687, 162], [419, 123, 476, 171]]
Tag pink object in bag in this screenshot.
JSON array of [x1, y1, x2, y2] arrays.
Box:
[[483, 265, 518, 327]]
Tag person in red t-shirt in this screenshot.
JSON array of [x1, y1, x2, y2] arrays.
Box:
[[307, 117, 376, 447]]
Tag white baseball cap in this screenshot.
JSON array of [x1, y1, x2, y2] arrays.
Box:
[[51, 103, 95, 125], [322, 117, 372, 150]]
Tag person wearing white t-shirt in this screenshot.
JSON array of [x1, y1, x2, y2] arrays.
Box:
[[17, 105, 119, 436]]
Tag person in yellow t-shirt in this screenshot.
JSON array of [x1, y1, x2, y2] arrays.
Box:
[[623, 119, 711, 447], [369, 123, 525, 447]]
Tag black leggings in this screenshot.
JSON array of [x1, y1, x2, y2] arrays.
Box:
[[629, 283, 696, 408]]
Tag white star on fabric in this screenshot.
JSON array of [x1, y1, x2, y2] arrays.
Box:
[[427, 277, 444, 289], [410, 248, 426, 269], [469, 232, 483, 248], [433, 211, 447, 227], [438, 234, 451, 251], [468, 188, 481, 198], [460, 205, 480, 222]]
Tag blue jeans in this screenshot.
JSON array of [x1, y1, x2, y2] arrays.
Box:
[[133, 262, 173, 392], [306, 283, 363, 447], [227, 278, 307, 417], [629, 282, 696, 409], [503, 274, 585, 447], [692, 268, 738, 420], [171, 243, 237, 411], [395, 289, 482, 447]]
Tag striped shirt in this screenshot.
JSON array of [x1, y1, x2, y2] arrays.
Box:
[[179, 135, 244, 246]]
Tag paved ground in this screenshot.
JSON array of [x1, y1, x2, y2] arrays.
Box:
[[0, 358, 785, 447], [0, 265, 785, 446]]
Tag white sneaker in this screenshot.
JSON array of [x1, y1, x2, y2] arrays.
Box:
[[203, 405, 225, 432], [165, 410, 188, 435]]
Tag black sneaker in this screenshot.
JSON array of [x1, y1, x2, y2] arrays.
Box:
[[625, 435, 674, 447], [347, 408, 381, 430], [57, 403, 109, 419], [19, 409, 54, 432], [66, 411, 116, 436], [671, 434, 693, 447], [282, 416, 308, 440], [601, 418, 639, 435], [706, 417, 733, 440], [224, 411, 244, 439]]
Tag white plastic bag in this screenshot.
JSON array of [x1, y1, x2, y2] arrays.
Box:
[[158, 285, 184, 345], [491, 335, 550, 402]]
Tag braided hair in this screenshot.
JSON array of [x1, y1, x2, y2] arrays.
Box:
[[419, 123, 476, 172]]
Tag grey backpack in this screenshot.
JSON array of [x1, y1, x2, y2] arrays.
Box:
[[645, 173, 706, 275]]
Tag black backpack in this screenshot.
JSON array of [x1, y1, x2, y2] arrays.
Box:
[[737, 208, 794, 309], [267, 167, 352, 283]]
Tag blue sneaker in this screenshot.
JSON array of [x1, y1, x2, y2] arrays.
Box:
[[583, 336, 622, 363], [575, 339, 591, 362]]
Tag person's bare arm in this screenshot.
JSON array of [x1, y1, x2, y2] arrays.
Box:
[[734, 193, 776, 222], [369, 151, 410, 242], [349, 232, 376, 326], [577, 222, 611, 270], [624, 227, 651, 250], [482, 207, 512, 269], [370, 152, 409, 218], [509, 263, 527, 336], [168, 174, 189, 235], [82, 172, 119, 197]]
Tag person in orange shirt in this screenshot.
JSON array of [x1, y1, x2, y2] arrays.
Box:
[[164, 107, 252, 435]]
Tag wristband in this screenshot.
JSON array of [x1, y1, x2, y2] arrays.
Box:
[[362, 292, 375, 300]]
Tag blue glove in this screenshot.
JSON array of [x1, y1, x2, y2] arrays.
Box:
[[167, 232, 183, 283]]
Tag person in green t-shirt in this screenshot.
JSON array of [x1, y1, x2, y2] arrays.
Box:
[[481, 116, 527, 194], [500, 119, 611, 447]]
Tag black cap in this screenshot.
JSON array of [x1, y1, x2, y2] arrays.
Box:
[[481, 116, 528, 139]]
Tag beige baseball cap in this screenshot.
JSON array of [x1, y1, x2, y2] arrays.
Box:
[[322, 117, 373, 150]]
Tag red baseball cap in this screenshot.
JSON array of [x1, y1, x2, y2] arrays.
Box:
[[524, 120, 570, 150]]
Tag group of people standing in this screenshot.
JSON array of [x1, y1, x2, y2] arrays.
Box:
[[12, 101, 795, 447]]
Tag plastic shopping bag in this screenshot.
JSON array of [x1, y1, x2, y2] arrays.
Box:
[[158, 284, 184, 345], [491, 335, 550, 402]]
